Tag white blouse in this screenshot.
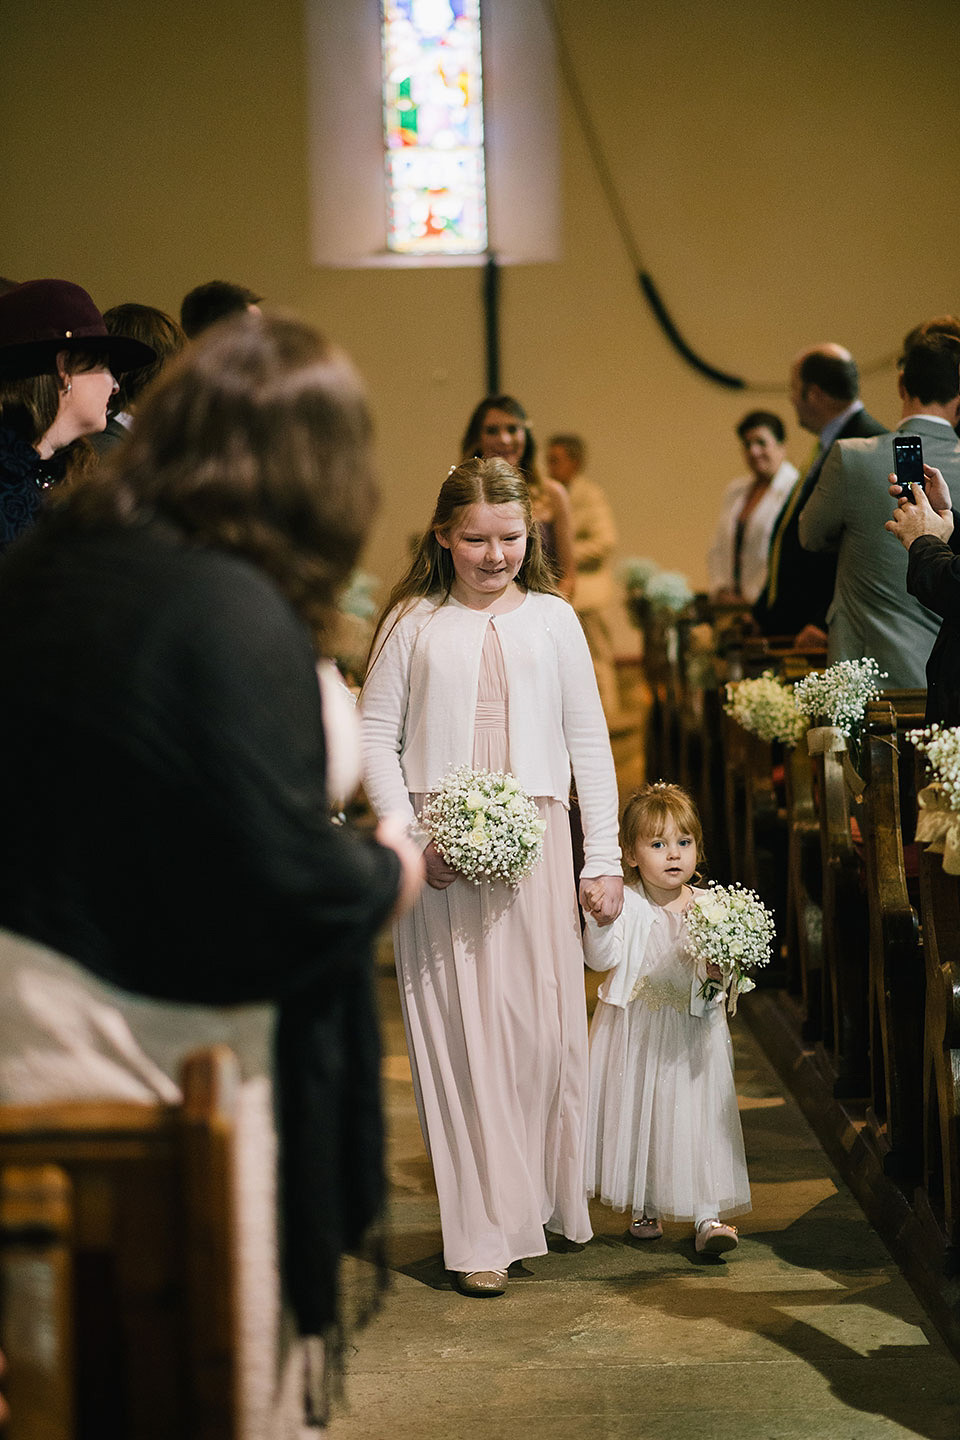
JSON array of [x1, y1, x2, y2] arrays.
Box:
[[706, 460, 798, 602], [358, 590, 622, 878]]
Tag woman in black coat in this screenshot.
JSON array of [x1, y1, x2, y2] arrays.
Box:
[[0, 312, 423, 1430]]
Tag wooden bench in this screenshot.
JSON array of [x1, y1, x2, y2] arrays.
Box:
[[0, 1046, 239, 1440], [915, 784, 960, 1272], [857, 695, 926, 1180]]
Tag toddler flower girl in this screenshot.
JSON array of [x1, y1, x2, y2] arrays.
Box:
[[583, 783, 751, 1253]]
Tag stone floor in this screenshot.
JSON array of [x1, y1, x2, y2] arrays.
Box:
[[334, 955, 960, 1440]]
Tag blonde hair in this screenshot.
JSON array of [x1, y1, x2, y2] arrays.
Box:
[[621, 782, 705, 880], [365, 456, 559, 674]]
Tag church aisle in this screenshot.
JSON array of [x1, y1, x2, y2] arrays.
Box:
[[335, 957, 960, 1440]]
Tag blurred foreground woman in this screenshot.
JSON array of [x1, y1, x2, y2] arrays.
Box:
[[0, 313, 423, 1435]]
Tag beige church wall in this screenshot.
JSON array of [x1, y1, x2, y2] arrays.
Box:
[[2, 0, 958, 633]]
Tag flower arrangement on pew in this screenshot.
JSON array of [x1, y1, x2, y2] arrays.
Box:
[[793, 657, 886, 768], [621, 556, 661, 627], [685, 882, 775, 1014], [724, 671, 808, 746], [644, 569, 694, 616], [620, 556, 661, 598], [907, 724, 960, 875], [420, 766, 547, 886]]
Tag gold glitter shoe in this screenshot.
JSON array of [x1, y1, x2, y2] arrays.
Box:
[[456, 1269, 508, 1296], [629, 1215, 663, 1241]]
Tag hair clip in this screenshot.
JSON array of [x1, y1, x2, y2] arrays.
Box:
[[447, 464, 457, 477]]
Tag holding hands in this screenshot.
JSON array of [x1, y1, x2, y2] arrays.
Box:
[[579, 874, 624, 926], [886, 463, 955, 549]]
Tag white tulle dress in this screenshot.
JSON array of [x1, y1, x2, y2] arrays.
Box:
[[584, 883, 751, 1223]]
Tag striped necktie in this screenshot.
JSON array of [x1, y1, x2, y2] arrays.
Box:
[[765, 440, 821, 607]]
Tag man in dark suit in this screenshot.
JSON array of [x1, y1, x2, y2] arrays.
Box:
[[752, 344, 887, 643]]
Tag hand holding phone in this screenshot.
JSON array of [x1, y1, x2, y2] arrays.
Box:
[[893, 434, 924, 501]]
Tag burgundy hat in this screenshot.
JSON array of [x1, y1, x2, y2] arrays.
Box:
[[0, 279, 157, 379]]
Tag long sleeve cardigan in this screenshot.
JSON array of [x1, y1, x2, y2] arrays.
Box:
[[359, 590, 622, 878]]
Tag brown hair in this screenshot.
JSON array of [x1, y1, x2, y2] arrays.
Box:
[[103, 303, 186, 413], [459, 394, 548, 506], [365, 456, 559, 674], [0, 348, 115, 448], [0, 349, 110, 490], [621, 782, 705, 880], [53, 313, 377, 648], [546, 433, 586, 469]]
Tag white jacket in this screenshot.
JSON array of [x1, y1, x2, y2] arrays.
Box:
[[584, 882, 720, 1014], [359, 590, 621, 877]]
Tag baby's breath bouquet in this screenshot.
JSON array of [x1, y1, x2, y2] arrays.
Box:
[[420, 766, 547, 886], [909, 724, 960, 807], [793, 657, 885, 736], [685, 882, 775, 1013], [725, 671, 807, 746], [908, 724, 960, 874], [620, 556, 661, 597], [645, 569, 694, 616]]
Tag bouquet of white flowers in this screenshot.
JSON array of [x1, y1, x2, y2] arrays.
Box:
[[620, 556, 661, 596], [645, 569, 694, 615], [908, 724, 960, 808], [420, 766, 547, 886], [793, 657, 885, 737], [685, 882, 775, 1013], [725, 671, 808, 746], [907, 724, 960, 875]]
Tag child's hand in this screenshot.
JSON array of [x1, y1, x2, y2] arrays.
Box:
[[705, 961, 723, 983], [579, 875, 624, 926]]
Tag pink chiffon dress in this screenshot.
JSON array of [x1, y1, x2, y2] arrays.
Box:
[[393, 620, 592, 1274]]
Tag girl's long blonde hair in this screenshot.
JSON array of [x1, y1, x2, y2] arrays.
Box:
[[365, 456, 559, 675]]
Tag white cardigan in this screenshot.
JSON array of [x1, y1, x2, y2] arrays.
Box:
[[359, 591, 622, 878], [584, 882, 720, 1014]]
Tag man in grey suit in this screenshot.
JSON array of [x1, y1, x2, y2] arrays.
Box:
[[798, 332, 960, 686]]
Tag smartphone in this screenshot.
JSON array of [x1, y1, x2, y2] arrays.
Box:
[[893, 434, 924, 501]]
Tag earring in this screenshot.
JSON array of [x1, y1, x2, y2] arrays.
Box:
[[64, 381, 72, 393]]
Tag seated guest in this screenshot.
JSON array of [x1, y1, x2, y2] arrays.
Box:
[[799, 333, 960, 684], [92, 303, 186, 454], [180, 278, 262, 338], [0, 313, 423, 1431], [707, 410, 797, 603], [0, 279, 155, 552], [887, 465, 960, 724], [752, 345, 886, 644], [545, 432, 623, 724]]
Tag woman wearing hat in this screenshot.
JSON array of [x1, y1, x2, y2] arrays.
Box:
[[0, 279, 155, 552]]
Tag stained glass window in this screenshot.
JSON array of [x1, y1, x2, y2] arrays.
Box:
[[381, 0, 488, 256]]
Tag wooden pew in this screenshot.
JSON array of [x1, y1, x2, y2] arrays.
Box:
[[0, 1046, 239, 1440], [811, 689, 926, 1102], [857, 695, 926, 1181], [915, 787, 960, 1272], [720, 642, 825, 986], [784, 737, 824, 1031]]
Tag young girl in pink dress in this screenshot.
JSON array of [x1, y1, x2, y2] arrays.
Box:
[[584, 783, 751, 1254], [360, 458, 622, 1296]]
